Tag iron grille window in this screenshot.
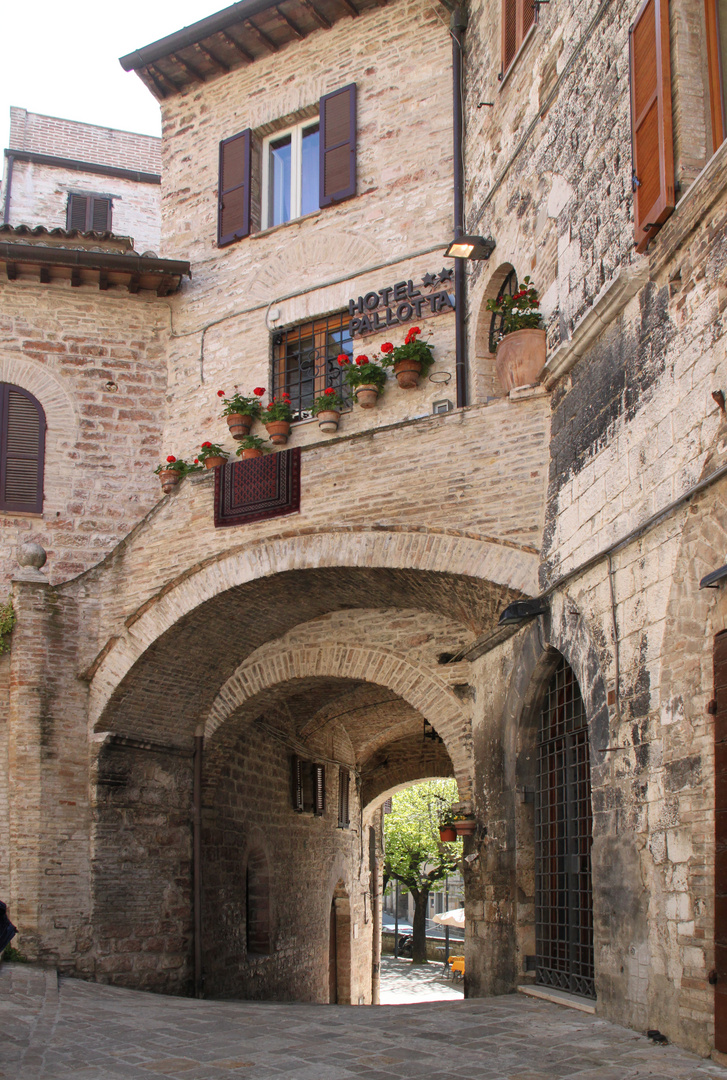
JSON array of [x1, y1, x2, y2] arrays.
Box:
[[272, 313, 352, 420], [488, 268, 518, 353], [535, 656, 595, 999]]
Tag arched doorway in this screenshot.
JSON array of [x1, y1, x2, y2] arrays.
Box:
[[329, 881, 351, 1004], [535, 656, 594, 998]]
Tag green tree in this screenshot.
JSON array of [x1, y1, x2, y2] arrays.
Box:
[[383, 779, 462, 964]]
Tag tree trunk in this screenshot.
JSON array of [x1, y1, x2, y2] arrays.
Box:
[[411, 886, 430, 964]]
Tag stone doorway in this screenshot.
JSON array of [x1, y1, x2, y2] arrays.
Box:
[[329, 881, 351, 1004]]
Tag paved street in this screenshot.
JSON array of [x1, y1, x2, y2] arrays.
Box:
[[379, 956, 463, 1003], [2, 961, 726, 1080]]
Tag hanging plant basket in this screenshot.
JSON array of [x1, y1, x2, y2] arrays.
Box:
[[439, 826, 457, 843], [316, 409, 341, 433], [158, 469, 181, 494], [226, 413, 255, 440], [238, 447, 264, 459], [454, 818, 477, 837], [203, 456, 227, 470], [265, 420, 291, 445], [354, 384, 380, 409], [394, 358, 422, 389]]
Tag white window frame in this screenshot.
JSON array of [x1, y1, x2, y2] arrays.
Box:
[[261, 117, 319, 229]]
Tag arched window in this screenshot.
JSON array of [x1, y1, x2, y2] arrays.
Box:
[[0, 384, 46, 514], [246, 849, 271, 954], [488, 268, 518, 353], [535, 656, 595, 998]]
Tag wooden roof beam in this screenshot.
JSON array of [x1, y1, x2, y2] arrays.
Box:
[[220, 29, 254, 62], [297, 0, 332, 29], [150, 63, 185, 93], [171, 52, 207, 82], [141, 65, 169, 99], [245, 19, 279, 52], [334, 0, 360, 16], [39, 267, 50, 284], [128, 274, 141, 294], [196, 41, 230, 72], [6, 263, 17, 281], [275, 6, 306, 38], [71, 268, 82, 288]]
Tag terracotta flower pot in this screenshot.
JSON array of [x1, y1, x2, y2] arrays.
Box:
[[394, 358, 422, 389], [495, 328, 547, 392], [226, 413, 254, 440], [354, 384, 380, 409], [265, 420, 291, 445], [454, 819, 477, 837], [439, 826, 457, 843], [158, 469, 180, 494], [317, 410, 340, 433], [239, 448, 264, 459], [203, 456, 227, 470]]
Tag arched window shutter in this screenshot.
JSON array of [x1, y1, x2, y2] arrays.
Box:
[[629, 0, 675, 252], [319, 84, 356, 208], [0, 384, 46, 514], [218, 129, 252, 246]]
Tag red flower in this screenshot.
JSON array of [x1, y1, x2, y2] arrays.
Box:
[[409, 326, 420, 335], [201, 441, 212, 448], [166, 455, 176, 463], [253, 387, 265, 396], [337, 353, 350, 366], [217, 390, 225, 397], [355, 355, 369, 365], [380, 342, 394, 353], [324, 387, 336, 396], [194, 458, 199, 464]]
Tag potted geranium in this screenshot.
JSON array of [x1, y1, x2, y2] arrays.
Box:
[[195, 441, 228, 470], [439, 807, 457, 843], [486, 276, 545, 392], [453, 811, 477, 837], [260, 392, 293, 445], [338, 353, 387, 409], [217, 386, 265, 439], [311, 388, 345, 432], [235, 434, 269, 460], [154, 455, 198, 493], [380, 327, 435, 389]]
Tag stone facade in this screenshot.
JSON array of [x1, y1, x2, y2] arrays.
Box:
[[1, 0, 726, 1063]]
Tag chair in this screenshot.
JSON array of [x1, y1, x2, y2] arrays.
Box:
[[448, 955, 465, 980]]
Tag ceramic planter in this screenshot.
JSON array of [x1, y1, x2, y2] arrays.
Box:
[[495, 328, 546, 392], [226, 413, 254, 440], [203, 456, 227, 470], [439, 826, 457, 843], [394, 358, 422, 389], [454, 819, 477, 837], [265, 420, 291, 445], [354, 384, 380, 409], [158, 469, 181, 494], [239, 448, 264, 459], [316, 410, 340, 433]]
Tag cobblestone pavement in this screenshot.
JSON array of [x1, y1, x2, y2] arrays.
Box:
[[2, 962, 726, 1080], [379, 956, 463, 1003]]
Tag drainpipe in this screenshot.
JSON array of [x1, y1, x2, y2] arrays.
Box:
[[451, 8, 468, 408], [193, 731, 203, 997], [3, 153, 14, 225]]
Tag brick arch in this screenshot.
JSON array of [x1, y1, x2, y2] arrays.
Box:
[[0, 354, 78, 436], [472, 261, 518, 401], [89, 528, 538, 732], [203, 643, 472, 792], [361, 734, 455, 808]]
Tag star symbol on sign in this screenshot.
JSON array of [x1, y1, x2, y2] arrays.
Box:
[[422, 272, 438, 288], [437, 267, 454, 283]]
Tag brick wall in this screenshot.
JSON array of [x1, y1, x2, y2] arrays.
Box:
[[9, 108, 161, 173]]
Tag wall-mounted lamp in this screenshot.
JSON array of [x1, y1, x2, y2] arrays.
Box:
[[445, 235, 497, 261], [498, 598, 549, 626]]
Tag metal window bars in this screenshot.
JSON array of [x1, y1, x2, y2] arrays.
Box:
[[535, 656, 595, 999], [272, 312, 353, 420]]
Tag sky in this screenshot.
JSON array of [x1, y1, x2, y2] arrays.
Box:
[[1, 1, 227, 154]]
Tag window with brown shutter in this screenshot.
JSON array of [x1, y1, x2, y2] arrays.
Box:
[[314, 764, 326, 816], [319, 84, 356, 207], [292, 755, 304, 812], [0, 384, 46, 515], [501, 0, 537, 77], [66, 194, 112, 233], [629, 0, 675, 253], [338, 768, 350, 829], [218, 129, 252, 246]]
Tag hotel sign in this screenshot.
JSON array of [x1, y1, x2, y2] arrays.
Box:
[[348, 268, 455, 337]]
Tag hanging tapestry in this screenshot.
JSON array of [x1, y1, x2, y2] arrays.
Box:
[[214, 448, 301, 528]]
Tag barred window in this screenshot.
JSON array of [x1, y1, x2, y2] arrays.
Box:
[[272, 313, 352, 420]]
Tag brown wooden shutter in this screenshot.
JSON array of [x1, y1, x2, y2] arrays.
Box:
[[629, 0, 675, 253], [292, 755, 304, 812], [314, 764, 325, 816], [319, 84, 356, 208], [0, 385, 45, 514], [522, 0, 536, 36], [67, 194, 88, 231], [503, 0, 517, 71], [338, 768, 350, 828], [91, 197, 111, 233], [706, 0, 727, 151], [218, 129, 252, 247]]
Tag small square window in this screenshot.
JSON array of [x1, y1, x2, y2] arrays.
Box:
[[262, 119, 320, 229], [272, 312, 352, 420]]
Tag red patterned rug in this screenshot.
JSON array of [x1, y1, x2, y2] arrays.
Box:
[[214, 448, 301, 528]]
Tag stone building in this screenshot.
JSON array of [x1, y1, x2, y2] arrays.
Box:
[[0, 0, 725, 1063]]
